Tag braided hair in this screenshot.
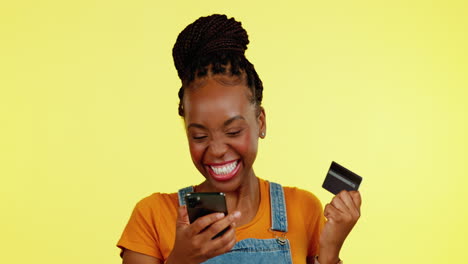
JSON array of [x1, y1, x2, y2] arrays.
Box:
[[172, 14, 263, 117]]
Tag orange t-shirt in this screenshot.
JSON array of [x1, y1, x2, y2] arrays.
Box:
[[117, 178, 325, 263]]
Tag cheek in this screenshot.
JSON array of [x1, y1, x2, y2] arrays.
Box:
[[235, 130, 258, 157], [188, 142, 204, 164]]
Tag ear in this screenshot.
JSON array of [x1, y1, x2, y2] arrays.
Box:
[[257, 107, 266, 138]]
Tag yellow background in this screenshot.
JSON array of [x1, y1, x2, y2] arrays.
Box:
[[1, 0, 467, 263]]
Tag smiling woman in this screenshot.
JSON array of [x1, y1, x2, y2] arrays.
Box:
[[184, 75, 264, 192], [116, 14, 361, 264]]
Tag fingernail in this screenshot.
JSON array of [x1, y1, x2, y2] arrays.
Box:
[[217, 213, 225, 219], [233, 211, 241, 218]]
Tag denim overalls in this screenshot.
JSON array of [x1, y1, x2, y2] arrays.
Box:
[[178, 182, 293, 264]]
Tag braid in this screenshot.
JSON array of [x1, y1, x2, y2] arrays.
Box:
[[173, 14, 263, 117]]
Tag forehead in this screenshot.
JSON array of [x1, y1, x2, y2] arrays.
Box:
[[183, 75, 255, 125]]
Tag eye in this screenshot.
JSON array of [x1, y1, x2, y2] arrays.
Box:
[[190, 133, 208, 141], [192, 135, 207, 140], [226, 129, 243, 137]]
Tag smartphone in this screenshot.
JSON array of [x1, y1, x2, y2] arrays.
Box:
[[184, 192, 229, 239]]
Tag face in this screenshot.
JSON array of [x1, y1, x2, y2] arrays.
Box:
[[183, 74, 266, 192]]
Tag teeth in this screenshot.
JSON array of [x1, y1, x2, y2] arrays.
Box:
[[210, 161, 238, 175]]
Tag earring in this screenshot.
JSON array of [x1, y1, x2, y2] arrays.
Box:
[[260, 132, 265, 137]]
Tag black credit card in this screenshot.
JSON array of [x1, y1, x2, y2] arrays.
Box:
[[322, 161, 363, 195]]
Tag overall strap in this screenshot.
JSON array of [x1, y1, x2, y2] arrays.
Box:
[[178, 186, 194, 206], [269, 182, 288, 233]]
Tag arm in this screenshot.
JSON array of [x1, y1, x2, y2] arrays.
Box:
[[122, 249, 163, 264], [317, 190, 362, 264], [119, 200, 240, 264]]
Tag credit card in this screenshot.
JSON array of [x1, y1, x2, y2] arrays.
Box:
[[322, 161, 363, 195]]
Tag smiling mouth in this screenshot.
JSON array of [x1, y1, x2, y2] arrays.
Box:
[[207, 160, 240, 181]]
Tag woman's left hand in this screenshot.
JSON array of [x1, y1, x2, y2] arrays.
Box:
[[318, 190, 362, 264]]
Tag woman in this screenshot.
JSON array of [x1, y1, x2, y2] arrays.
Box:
[[117, 14, 361, 264]]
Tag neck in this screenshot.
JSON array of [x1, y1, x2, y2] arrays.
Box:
[[197, 175, 261, 226], [225, 176, 259, 216]]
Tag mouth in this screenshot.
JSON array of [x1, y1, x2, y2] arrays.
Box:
[[206, 160, 241, 182]]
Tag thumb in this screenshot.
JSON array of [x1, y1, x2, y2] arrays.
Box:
[[176, 205, 190, 227]]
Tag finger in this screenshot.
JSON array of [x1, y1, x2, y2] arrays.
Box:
[[193, 225, 236, 260], [330, 194, 348, 214], [350, 191, 362, 211], [176, 206, 190, 227], [324, 203, 341, 222], [324, 203, 331, 219], [338, 191, 360, 217], [202, 211, 241, 240], [209, 227, 237, 257], [191, 212, 225, 235]]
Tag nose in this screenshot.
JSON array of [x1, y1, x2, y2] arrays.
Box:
[[207, 137, 228, 159]]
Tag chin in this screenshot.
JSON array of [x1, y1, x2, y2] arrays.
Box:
[[206, 171, 245, 193]]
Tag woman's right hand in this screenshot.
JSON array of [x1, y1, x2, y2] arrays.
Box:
[[166, 205, 241, 264]]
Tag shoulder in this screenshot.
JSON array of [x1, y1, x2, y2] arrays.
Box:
[[132, 192, 179, 218], [282, 185, 323, 212], [262, 178, 323, 212], [118, 192, 179, 259], [280, 184, 325, 231]]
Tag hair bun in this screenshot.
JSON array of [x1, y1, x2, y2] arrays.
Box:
[[172, 14, 249, 80]]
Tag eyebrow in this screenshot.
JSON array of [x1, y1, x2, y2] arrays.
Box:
[[188, 115, 245, 130], [224, 115, 245, 126]]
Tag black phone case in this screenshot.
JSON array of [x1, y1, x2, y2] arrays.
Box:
[[185, 192, 228, 239], [185, 192, 228, 222]]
